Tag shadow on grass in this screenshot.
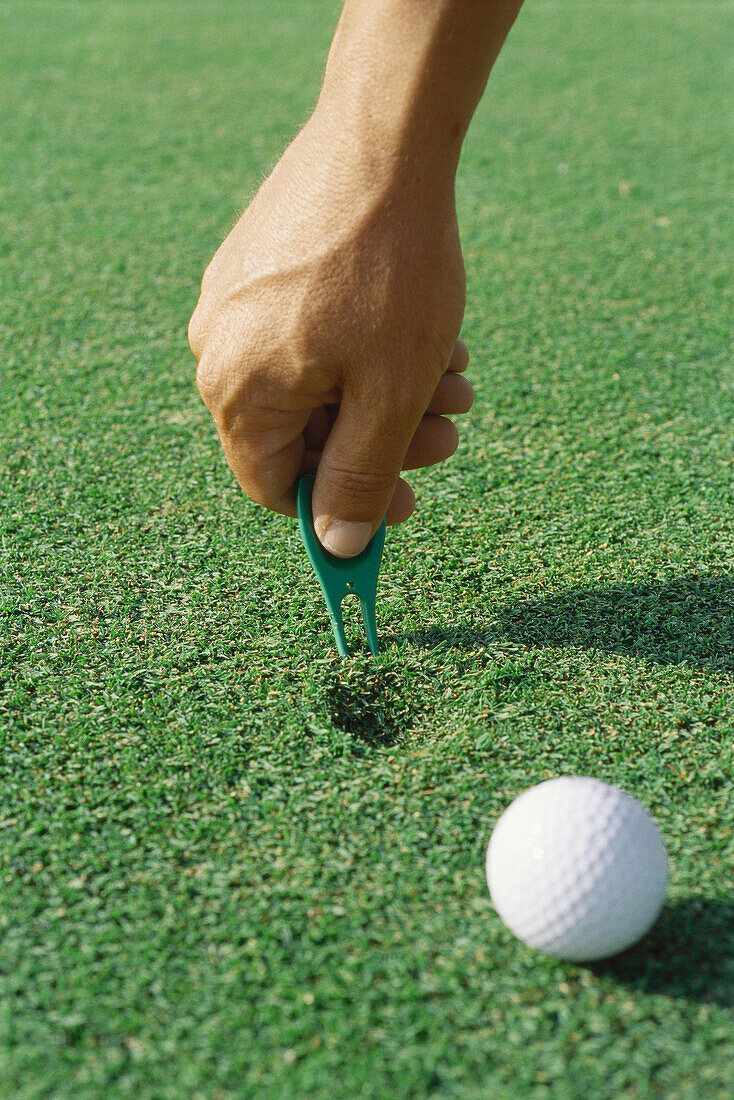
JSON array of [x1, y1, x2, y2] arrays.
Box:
[[322, 669, 414, 750], [405, 575, 734, 670], [589, 896, 734, 1006]]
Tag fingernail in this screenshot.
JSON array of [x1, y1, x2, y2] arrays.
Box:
[[315, 519, 373, 558]]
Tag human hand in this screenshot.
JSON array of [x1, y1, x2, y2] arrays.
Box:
[[188, 107, 474, 557]]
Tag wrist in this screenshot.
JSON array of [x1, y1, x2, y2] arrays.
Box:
[[317, 0, 523, 189], [307, 99, 457, 210]]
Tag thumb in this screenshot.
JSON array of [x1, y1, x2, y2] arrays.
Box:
[[311, 387, 422, 558]]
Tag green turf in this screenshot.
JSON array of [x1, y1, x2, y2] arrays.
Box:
[[1, 1, 733, 1096]]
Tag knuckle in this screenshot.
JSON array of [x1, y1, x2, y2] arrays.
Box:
[[242, 478, 267, 506], [427, 327, 461, 380], [195, 351, 225, 407], [325, 461, 396, 502], [241, 475, 279, 511], [236, 430, 271, 468]]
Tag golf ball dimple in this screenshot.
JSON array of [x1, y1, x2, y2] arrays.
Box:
[[485, 777, 669, 962]]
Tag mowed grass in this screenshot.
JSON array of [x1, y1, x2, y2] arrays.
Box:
[[1, 1, 732, 1096]]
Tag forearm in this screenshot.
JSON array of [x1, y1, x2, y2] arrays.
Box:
[[317, 0, 524, 187]]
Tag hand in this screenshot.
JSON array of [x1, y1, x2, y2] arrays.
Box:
[[188, 107, 474, 557]]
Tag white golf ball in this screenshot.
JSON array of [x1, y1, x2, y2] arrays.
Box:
[[486, 776, 668, 962]]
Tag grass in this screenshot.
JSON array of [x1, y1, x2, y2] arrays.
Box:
[[1, 1, 732, 1096]]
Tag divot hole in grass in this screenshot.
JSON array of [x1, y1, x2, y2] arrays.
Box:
[[322, 667, 414, 750]]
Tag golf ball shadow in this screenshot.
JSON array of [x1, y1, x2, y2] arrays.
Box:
[[588, 896, 734, 1005]]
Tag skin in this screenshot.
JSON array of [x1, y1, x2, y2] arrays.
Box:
[[189, 0, 525, 556]]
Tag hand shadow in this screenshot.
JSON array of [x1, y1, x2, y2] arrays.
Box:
[[589, 896, 734, 1006], [403, 574, 734, 671]]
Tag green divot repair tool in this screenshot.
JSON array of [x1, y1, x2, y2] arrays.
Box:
[[297, 475, 386, 657]]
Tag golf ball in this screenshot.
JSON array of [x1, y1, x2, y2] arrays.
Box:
[[486, 776, 668, 962]]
